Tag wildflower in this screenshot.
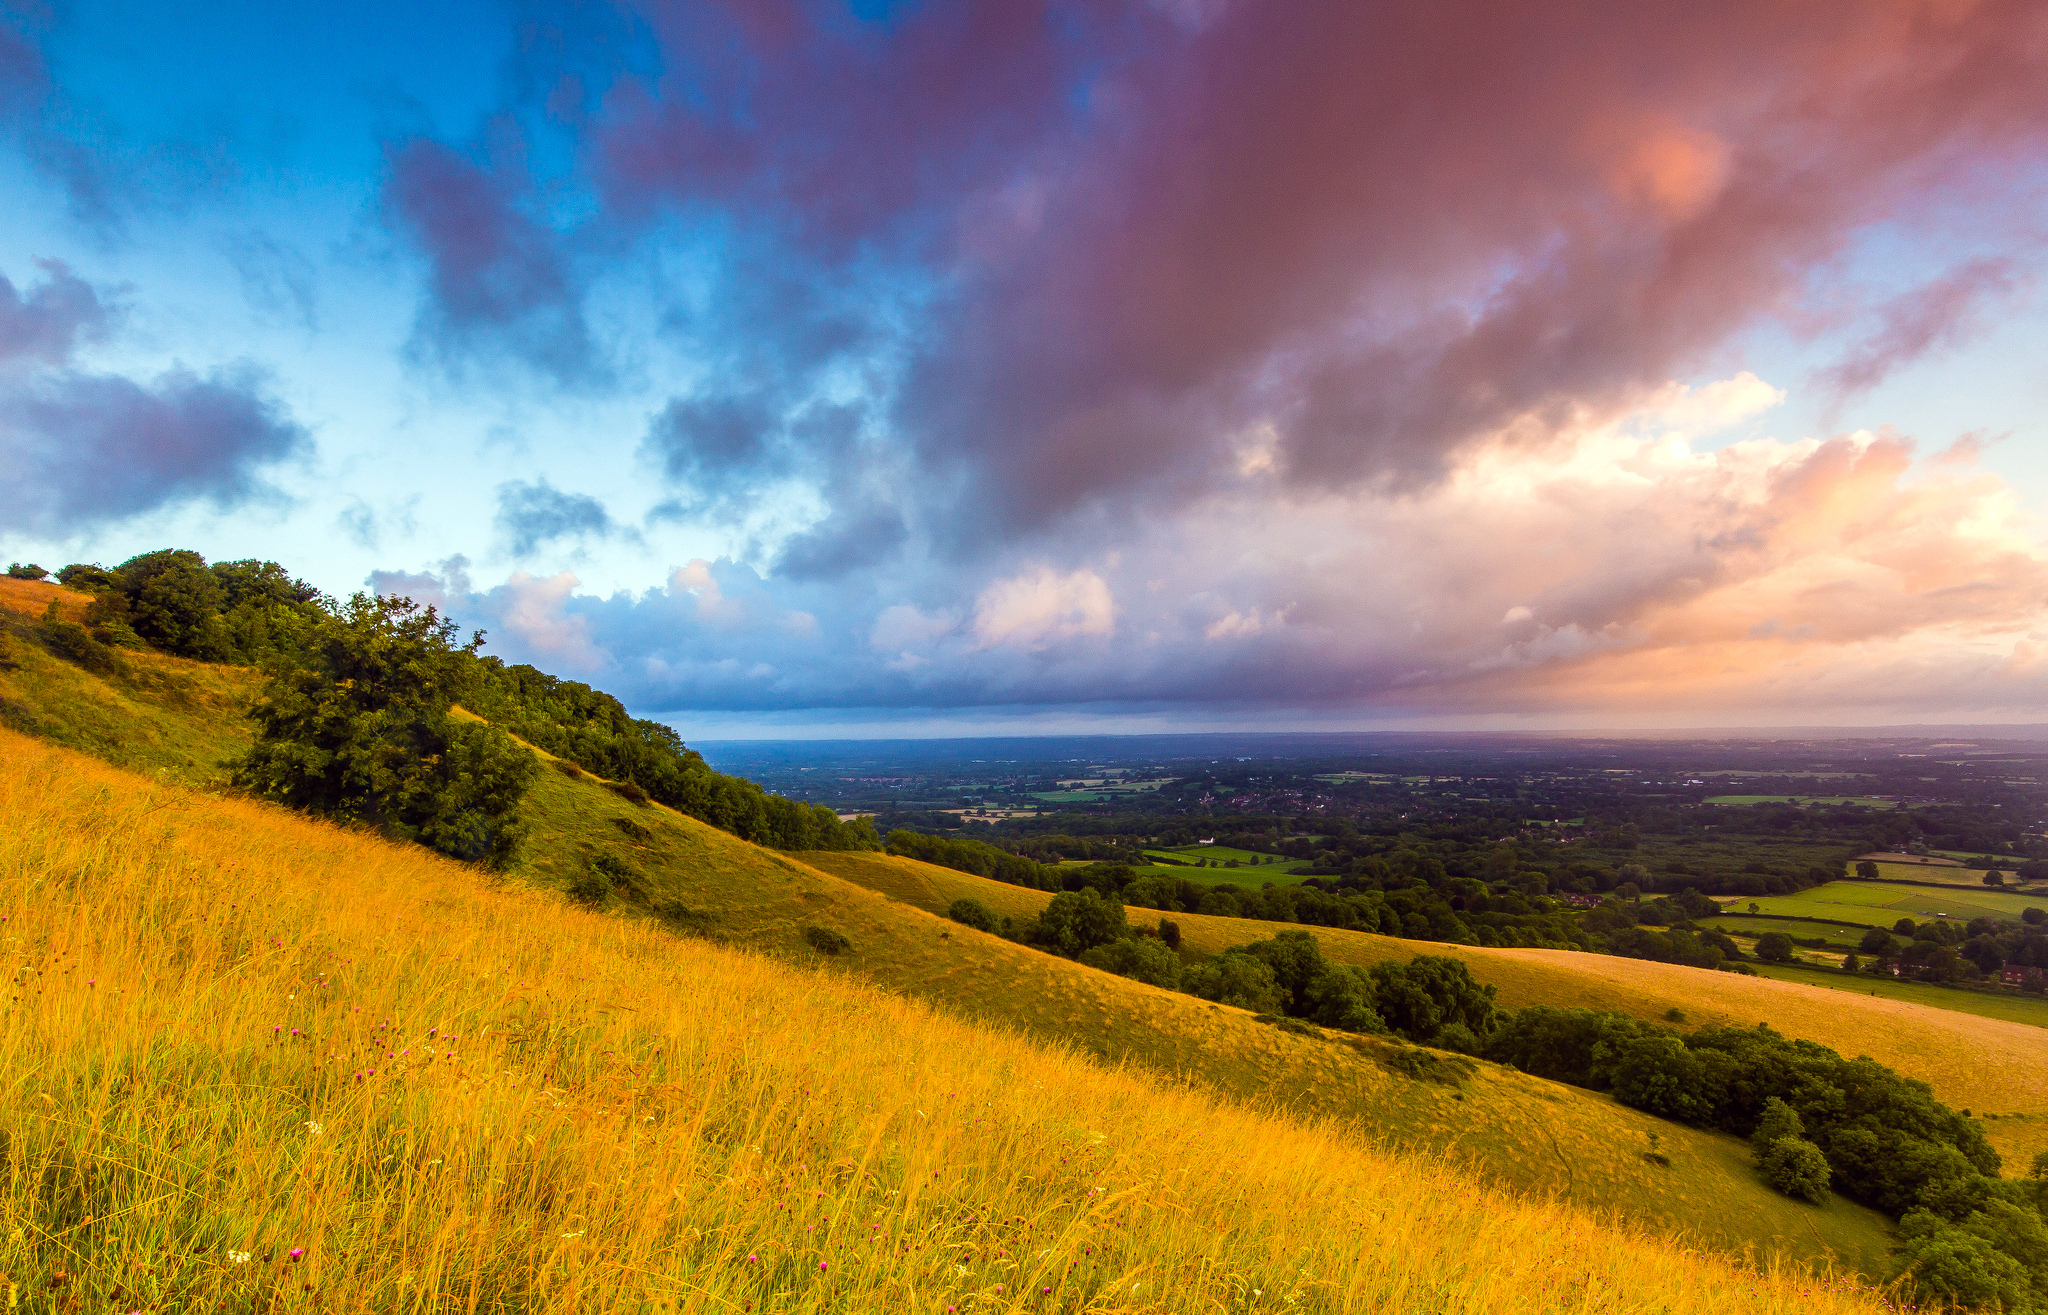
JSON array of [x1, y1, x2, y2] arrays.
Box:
[[304, 1122, 322, 1135], [288, 1248, 304, 1262], [228, 1251, 250, 1265], [818, 1262, 828, 1272]]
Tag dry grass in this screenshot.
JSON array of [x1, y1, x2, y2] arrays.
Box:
[[0, 727, 1914, 1314], [801, 851, 2048, 1171]]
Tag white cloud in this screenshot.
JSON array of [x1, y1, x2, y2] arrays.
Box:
[[972, 566, 1116, 650]]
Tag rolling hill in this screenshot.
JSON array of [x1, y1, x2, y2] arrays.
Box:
[[0, 723, 1894, 1312], [0, 574, 2008, 1280], [801, 850, 2048, 1171]]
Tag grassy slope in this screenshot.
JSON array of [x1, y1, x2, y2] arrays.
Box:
[[0, 584, 1896, 1274], [3, 732, 1902, 1315], [802, 851, 2048, 1172], [529, 780, 1893, 1272]]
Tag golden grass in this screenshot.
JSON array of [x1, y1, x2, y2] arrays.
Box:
[[802, 851, 2048, 1170], [0, 726, 1908, 1314], [531, 798, 1897, 1274]]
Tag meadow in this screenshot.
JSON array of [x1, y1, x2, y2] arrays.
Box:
[[0, 727, 1904, 1313], [1729, 880, 2044, 926], [1859, 860, 2036, 889], [1704, 914, 1870, 949]]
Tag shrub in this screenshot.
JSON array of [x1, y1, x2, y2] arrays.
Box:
[[552, 758, 584, 778], [567, 871, 609, 905], [803, 926, 851, 956], [1080, 936, 1183, 988], [232, 593, 537, 867], [608, 779, 649, 805], [1182, 953, 1285, 1013], [4, 563, 48, 580], [1157, 918, 1182, 949], [946, 898, 999, 933], [1760, 1137, 1833, 1203], [1753, 932, 1796, 963], [1028, 888, 1127, 957]]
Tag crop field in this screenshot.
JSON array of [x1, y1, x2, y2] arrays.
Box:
[[1703, 795, 1896, 808], [0, 732, 1914, 1312], [1729, 880, 2045, 926]]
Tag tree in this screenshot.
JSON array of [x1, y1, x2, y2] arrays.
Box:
[[1368, 955, 1497, 1045], [1894, 917, 1918, 935], [1080, 937, 1182, 988], [1182, 952, 1284, 1013], [1760, 1136, 1833, 1203], [1856, 860, 1880, 879], [1754, 932, 1796, 963], [1858, 927, 1897, 955], [4, 563, 48, 580], [1983, 869, 2005, 887], [232, 593, 536, 866], [1747, 902, 1761, 914], [114, 550, 231, 659], [1841, 953, 1860, 973], [1029, 888, 1127, 957], [947, 898, 998, 933]]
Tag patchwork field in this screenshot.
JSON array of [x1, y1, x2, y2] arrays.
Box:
[[1706, 914, 1870, 948]]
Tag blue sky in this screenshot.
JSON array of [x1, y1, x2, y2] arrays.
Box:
[[5, 0, 2048, 736]]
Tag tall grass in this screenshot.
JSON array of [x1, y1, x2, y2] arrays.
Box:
[[0, 728, 1894, 1313]]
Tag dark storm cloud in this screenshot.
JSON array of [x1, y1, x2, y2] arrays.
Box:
[[1, 364, 308, 535], [494, 478, 615, 555], [0, 262, 307, 536], [383, 137, 603, 385]]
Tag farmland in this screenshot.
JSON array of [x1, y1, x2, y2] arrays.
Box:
[[1725, 880, 2046, 927], [1705, 795, 1898, 808]]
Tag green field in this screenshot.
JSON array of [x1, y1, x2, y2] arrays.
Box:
[[1147, 842, 1295, 866], [1727, 880, 2045, 927], [1861, 860, 2037, 888], [1704, 795, 1896, 808], [1747, 960, 2048, 1030], [1707, 914, 1871, 949]]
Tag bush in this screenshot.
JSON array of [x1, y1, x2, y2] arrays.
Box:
[[1183, 953, 1285, 1013], [1028, 888, 1126, 957], [4, 563, 48, 580], [1079, 936, 1182, 988], [946, 898, 999, 933], [1753, 931, 1796, 963], [232, 593, 537, 867], [1760, 1136, 1833, 1203], [803, 926, 851, 955], [567, 871, 609, 905]]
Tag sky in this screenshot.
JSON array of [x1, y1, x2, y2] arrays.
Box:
[[4, 0, 2048, 738]]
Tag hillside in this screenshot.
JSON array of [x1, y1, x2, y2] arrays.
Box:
[[0, 723, 1894, 1312], [0, 579, 1903, 1273], [802, 850, 2048, 1170]]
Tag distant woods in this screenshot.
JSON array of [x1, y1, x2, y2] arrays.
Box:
[[32, 549, 879, 863]]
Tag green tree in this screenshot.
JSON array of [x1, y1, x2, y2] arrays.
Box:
[[1182, 952, 1284, 1013], [1760, 1136, 1833, 1203], [1028, 888, 1127, 957], [114, 549, 231, 659], [232, 593, 536, 866], [1983, 869, 2005, 886], [1858, 927, 1897, 955], [1368, 955, 1497, 1045], [1753, 932, 1795, 963], [1895, 1209, 2033, 1313], [4, 563, 48, 580], [1080, 936, 1182, 988], [946, 898, 998, 933], [1855, 860, 1880, 879]]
